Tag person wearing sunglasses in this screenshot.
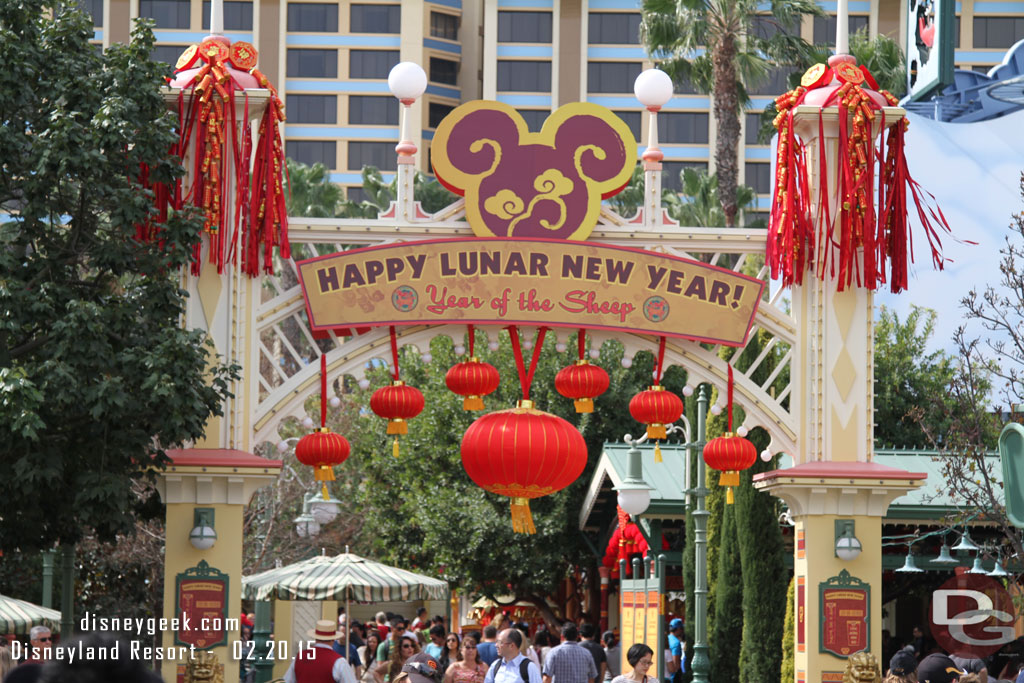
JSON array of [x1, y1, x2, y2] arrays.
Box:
[[27, 627, 52, 662], [438, 633, 461, 672], [377, 634, 420, 683], [377, 619, 411, 664]]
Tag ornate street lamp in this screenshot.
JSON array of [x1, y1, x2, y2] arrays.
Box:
[[616, 436, 653, 516]]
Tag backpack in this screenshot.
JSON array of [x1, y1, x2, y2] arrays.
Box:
[[489, 657, 532, 683]]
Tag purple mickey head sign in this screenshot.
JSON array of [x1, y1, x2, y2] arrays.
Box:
[[431, 101, 637, 241]]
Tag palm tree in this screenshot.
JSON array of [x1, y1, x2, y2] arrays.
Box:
[[284, 159, 343, 217], [337, 166, 457, 218], [664, 167, 761, 228], [641, 0, 820, 226]]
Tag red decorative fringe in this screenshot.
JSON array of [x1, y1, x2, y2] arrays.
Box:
[[140, 41, 288, 278], [767, 67, 956, 293]]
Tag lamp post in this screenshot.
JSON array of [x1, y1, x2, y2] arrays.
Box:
[[683, 386, 710, 683]]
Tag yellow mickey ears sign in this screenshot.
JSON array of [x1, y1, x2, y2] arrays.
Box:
[[430, 101, 637, 241]]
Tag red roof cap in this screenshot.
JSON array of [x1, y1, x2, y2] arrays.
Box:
[[753, 459, 927, 483], [164, 448, 282, 469]]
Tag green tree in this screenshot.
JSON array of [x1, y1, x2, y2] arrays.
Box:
[[0, 2, 235, 551], [710, 504, 742, 683], [873, 305, 956, 448], [642, 0, 820, 226], [285, 159, 343, 217], [337, 165, 457, 218], [779, 577, 795, 683]]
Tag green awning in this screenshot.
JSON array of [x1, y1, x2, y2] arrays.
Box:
[[242, 551, 448, 602], [0, 593, 62, 634]]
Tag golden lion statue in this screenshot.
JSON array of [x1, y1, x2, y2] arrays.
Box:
[[185, 650, 223, 683], [845, 652, 882, 683]]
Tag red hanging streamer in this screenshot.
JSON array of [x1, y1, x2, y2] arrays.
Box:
[[767, 62, 963, 294], [507, 326, 548, 401], [727, 365, 734, 432], [655, 336, 667, 384], [320, 354, 327, 428], [468, 324, 475, 357], [389, 325, 401, 381], [578, 328, 586, 360]]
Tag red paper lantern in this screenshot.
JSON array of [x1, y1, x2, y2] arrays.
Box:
[[703, 433, 757, 504], [371, 380, 425, 456], [295, 428, 350, 498], [461, 400, 587, 534], [445, 357, 500, 410], [555, 360, 610, 413], [629, 385, 683, 439]]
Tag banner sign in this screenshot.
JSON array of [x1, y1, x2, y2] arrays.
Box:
[[175, 560, 229, 650], [297, 238, 764, 346], [819, 570, 869, 658]]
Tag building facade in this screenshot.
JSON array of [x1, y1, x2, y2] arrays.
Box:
[[88, 0, 1024, 213]]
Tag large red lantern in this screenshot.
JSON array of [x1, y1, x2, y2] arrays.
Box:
[[445, 326, 500, 410], [628, 337, 683, 462], [703, 366, 756, 504], [555, 330, 609, 413], [370, 327, 425, 456], [295, 355, 350, 498], [461, 399, 586, 534], [460, 326, 587, 534]]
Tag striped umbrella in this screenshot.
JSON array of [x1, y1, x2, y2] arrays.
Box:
[[0, 594, 62, 634], [241, 551, 448, 603]]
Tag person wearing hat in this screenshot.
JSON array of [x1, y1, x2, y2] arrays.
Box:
[[400, 653, 445, 683], [666, 619, 684, 683], [917, 653, 966, 683], [887, 646, 919, 681], [284, 619, 359, 683]]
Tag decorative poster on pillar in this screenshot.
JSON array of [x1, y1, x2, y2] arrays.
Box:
[[819, 569, 870, 658], [174, 560, 230, 650]]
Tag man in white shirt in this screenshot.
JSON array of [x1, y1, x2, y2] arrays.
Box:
[[484, 629, 544, 683]]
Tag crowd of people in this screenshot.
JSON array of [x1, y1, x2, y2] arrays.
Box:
[[880, 624, 1024, 683]]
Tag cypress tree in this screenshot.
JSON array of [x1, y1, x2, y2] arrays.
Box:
[[780, 576, 796, 683], [710, 502, 743, 683]]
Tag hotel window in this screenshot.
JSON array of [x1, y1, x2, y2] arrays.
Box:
[[349, 50, 400, 79], [349, 142, 398, 171], [287, 49, 338, 78], [430, 57, 459, 86], [430, 12, 459, 41], [518, 109, 549, 132], [662, 161, 708, 192], [350, 4, 400, 33], [288, 3, 339, 32], [287, 95, 338, 124], [613, 111, 642, 141], [428, 103, 456, 128], [588, 12, 641, 44], [202, 1, 254, 30], [349, 186, 368, 203], [152, 44, 188, 66], [79, 0, 103, 26], [286, 141, 337, 168], [498, 11, 553, 43], [813, 14, 868, 44], [658, 112, 709, 144], [588, 62, 642, 93], [349, 96, 399, 125], [745, 211, 769, 227], [497, 61, 552, 92], [745, 112, 766, 145], [139, 0, 189, 28], [744, 162, 771, 194], [974, 17, 1024, 48]]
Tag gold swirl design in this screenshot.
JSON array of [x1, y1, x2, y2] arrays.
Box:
[[506, 168, 575, 236], [483, 189, 525, 219], [468, 138, 502, 177]]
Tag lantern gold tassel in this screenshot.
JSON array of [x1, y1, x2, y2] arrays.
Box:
[[719, 470, 739, 488], [392, 437, 400, 458], [654, 442, 662, 463], [315, 465, 335, 482], [387, 418, 408, 435], [463, 396, 484, 411], [321, 483, 330, 500], [647, 423, 667, 440], [574, 398, 594, 413], [510, 497, 536, 534], [726, 487, 735, 505]]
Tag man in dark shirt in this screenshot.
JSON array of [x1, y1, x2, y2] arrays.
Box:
[[578, 624, 606, 683]]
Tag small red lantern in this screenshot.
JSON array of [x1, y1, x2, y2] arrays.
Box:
[[629, 386, 683, 461], [370, 380, 425, 454], [296, 428, 350, 499], [446, 358, 500, 410], [461, 399, 587, 534], [555, 330, 609, 413], [703, 366, 756, 504], [295, 354, 350, 499]]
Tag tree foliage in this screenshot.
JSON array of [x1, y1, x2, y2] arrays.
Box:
[[642, 0, 821, 225], [873, 305, 956, 448], [0, 1, 235, 551], [710, 504, 742, 683], [285, 160, 344, 218]]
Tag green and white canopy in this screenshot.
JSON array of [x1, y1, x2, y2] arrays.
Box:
[[0, 594, 62, 634], [242, 551, 448, 602]]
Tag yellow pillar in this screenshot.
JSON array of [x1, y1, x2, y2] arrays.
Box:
[[155, 451, 281, 681], [753, 74, 925, 682]]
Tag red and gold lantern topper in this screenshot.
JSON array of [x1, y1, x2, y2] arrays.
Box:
[[702, 366, 756, 504], [767, 57, 961, 294], [555, 329, 610, 413], [628, 336, 683, 462], [295, 355, 350, 499], [461, 326, 587, 534], [445, 325, 500, 410], [370, 326, 425, 456], [140, 36, 289, 278]]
